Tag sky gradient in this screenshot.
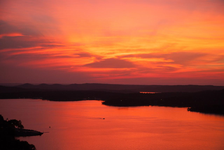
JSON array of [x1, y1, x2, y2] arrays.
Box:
[[0, 0, 224, 85]]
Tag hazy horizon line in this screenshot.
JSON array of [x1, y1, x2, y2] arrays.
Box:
[[1, 83, 223, 86]]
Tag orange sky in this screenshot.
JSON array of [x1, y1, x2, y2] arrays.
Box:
[[0, 0, 224, 85]]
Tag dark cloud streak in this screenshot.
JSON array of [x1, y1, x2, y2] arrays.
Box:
[[85, 58, 135, 68], [0, 20, 42, 36]]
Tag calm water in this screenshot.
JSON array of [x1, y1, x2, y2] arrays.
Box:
[[0, 99, 224, 150]]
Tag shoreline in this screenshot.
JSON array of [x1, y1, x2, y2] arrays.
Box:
[[0, 85, 223, 115]]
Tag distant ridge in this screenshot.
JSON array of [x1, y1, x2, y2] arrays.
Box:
[[2, 83, 223, 93], [1, 83, 224, 115]]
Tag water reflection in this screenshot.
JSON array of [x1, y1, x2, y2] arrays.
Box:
[[0, 99, 224, 150]]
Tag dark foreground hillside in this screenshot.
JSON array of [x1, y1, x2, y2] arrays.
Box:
[[0, 84, 224, 115], [0, 115, 43, 150]]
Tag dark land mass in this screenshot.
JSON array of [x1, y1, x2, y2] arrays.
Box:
[[0, 114, 43, 150], [2, 83, 224, 92], [14, 128, 43, 137], [0, 84, 224, 115]]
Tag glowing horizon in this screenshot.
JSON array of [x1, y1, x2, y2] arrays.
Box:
[[0, 0, 224, 85]]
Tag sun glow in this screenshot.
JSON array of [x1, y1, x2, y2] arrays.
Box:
[[0, 0, 224, 84]]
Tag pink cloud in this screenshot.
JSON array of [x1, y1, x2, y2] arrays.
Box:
[[0, 0, 224, 85]]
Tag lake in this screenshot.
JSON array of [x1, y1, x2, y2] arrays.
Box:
[[0, 99, 224, 150]]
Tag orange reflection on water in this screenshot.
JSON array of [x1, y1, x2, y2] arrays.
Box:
[[0, 99, 224, 150], [49, 100, 224, 150], [140, 91, 158, 94]]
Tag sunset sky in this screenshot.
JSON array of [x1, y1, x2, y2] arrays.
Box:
[[0, 0, 224, 85]]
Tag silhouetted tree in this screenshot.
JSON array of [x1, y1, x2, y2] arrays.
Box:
[[8, 119, 24, 129], [0, 115, 36, 150]]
